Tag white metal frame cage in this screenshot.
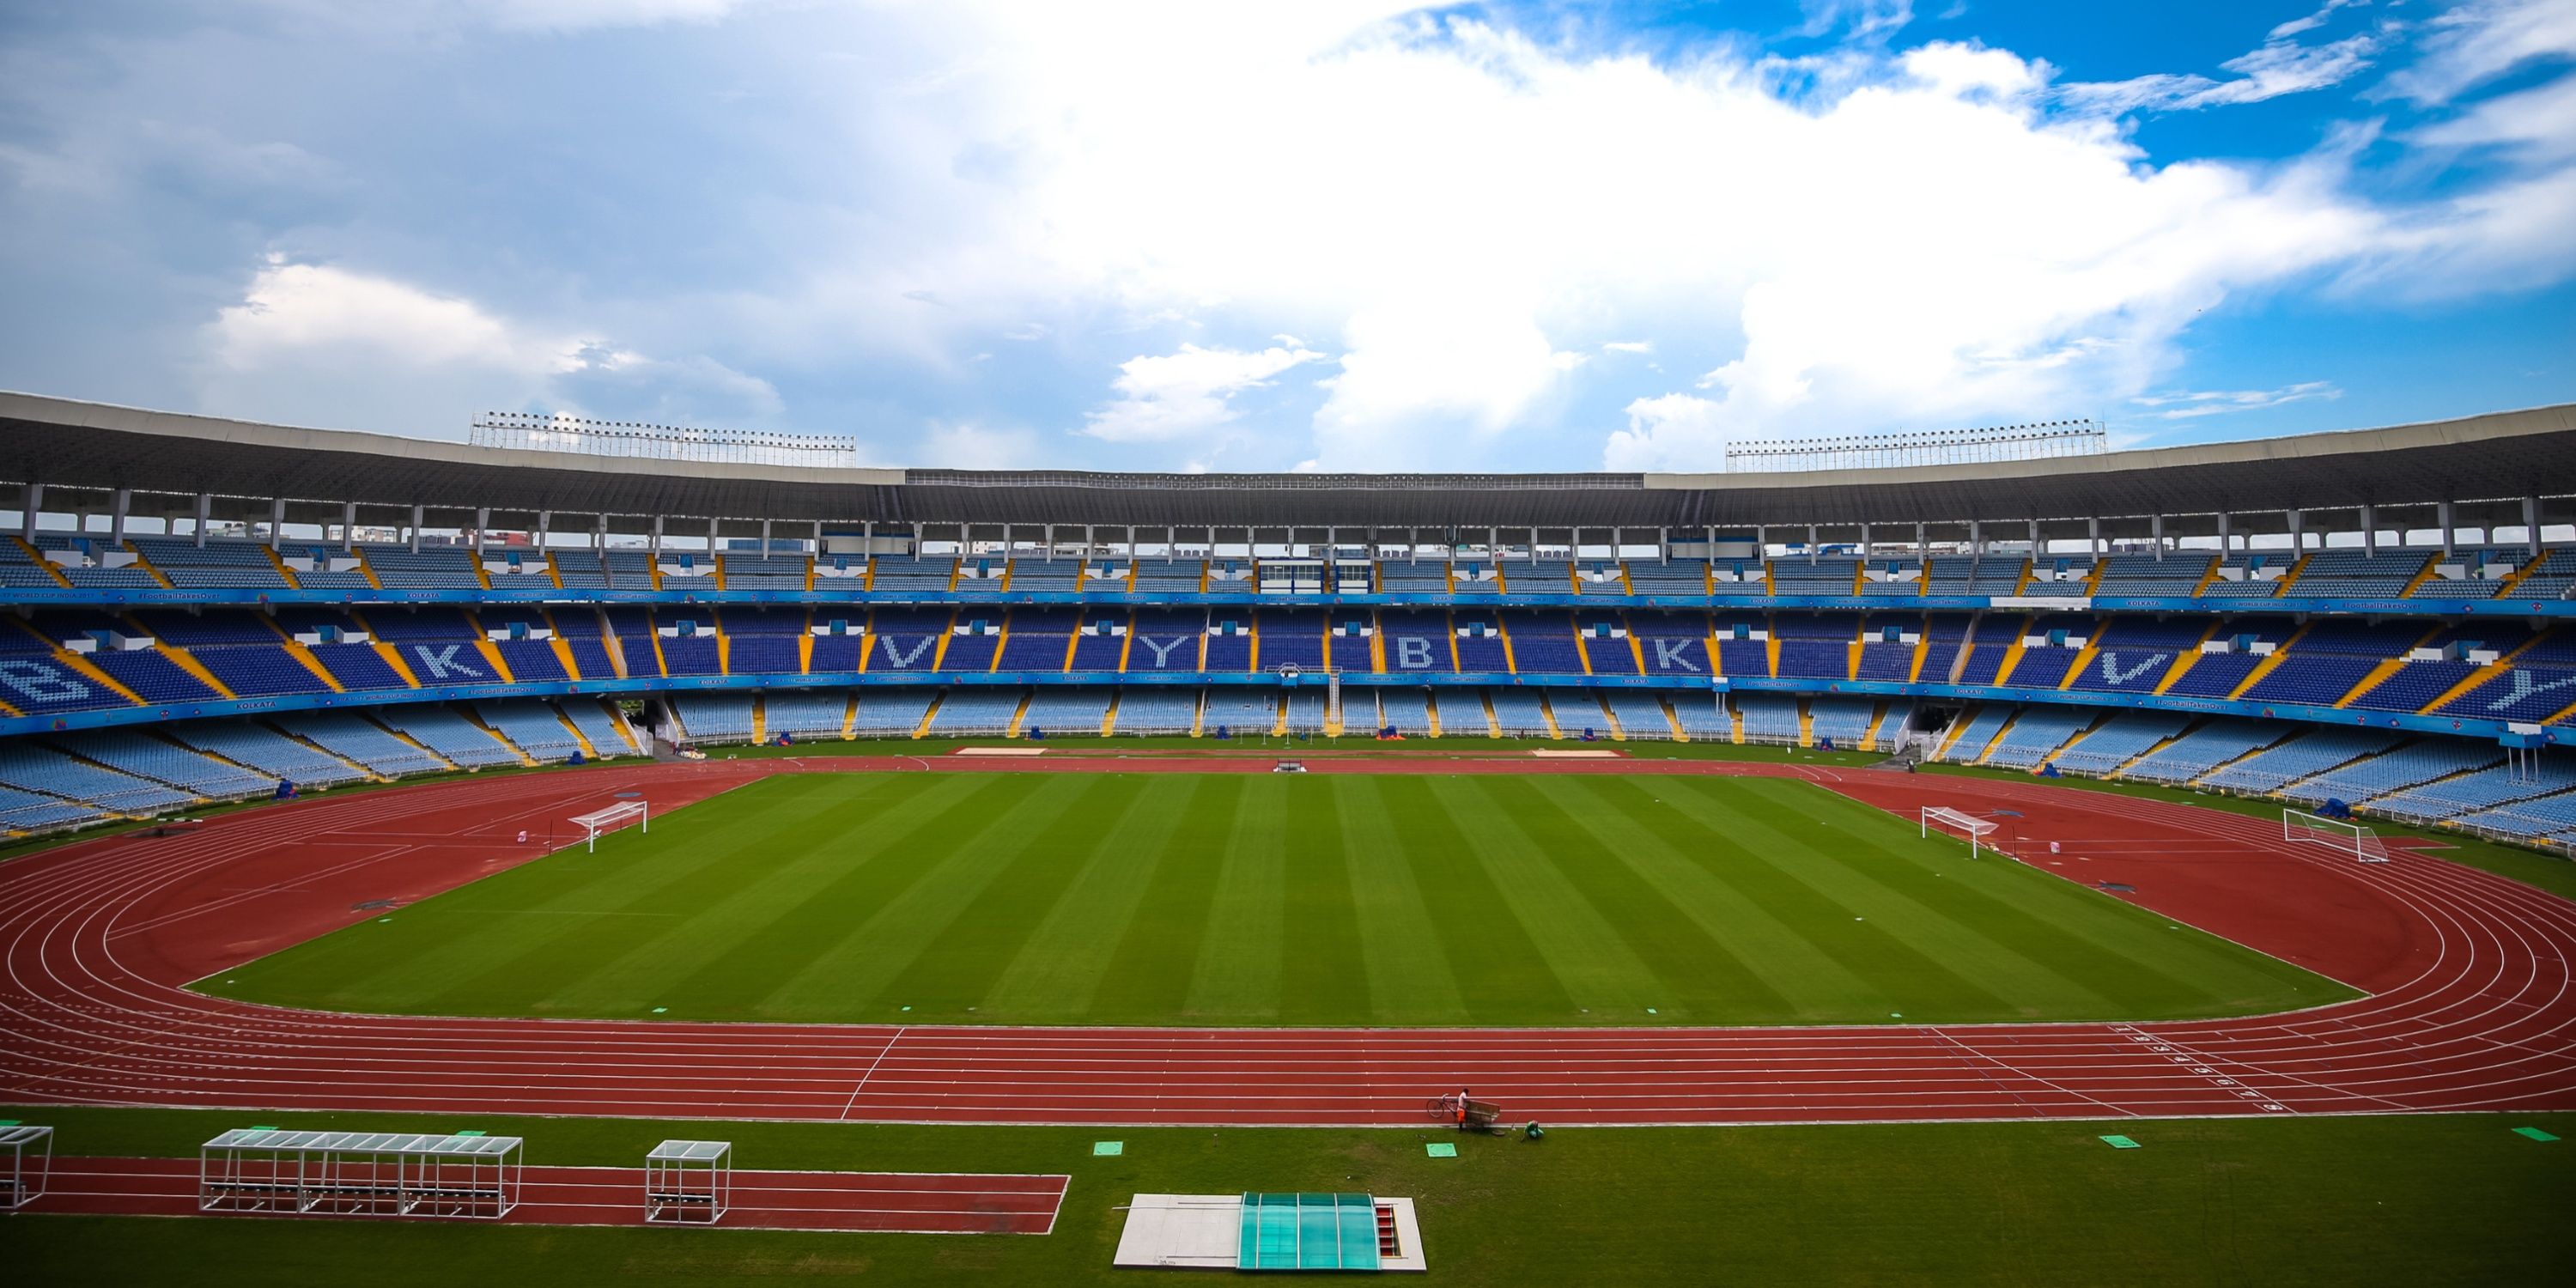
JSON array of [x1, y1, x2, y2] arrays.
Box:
[[198, 1128, 524, 1219], [644, 1139, 732, 1224], [0, 1122, 52, 1210]]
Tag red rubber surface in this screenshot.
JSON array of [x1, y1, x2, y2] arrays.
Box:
[[3, 755, 2571, 1126], [21, 1156, 1066, 1233]]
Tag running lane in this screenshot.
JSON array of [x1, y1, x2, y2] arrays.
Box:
[[1, 757, 2569, 1126]]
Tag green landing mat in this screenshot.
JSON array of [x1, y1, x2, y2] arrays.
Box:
[[1425, 1142, 1458, 1158], [2099, 1135, 2141, 1149], [2512, 1127, 2558, 1142], [1093, 1140, 1124, 1156]]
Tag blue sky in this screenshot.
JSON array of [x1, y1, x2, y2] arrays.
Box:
[[1, 0, 2569, 471]]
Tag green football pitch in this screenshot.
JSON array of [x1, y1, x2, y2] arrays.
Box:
[[202, 771, 2354, 1027]]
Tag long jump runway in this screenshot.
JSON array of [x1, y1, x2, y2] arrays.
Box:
[[1, 757, 2570, 1127]]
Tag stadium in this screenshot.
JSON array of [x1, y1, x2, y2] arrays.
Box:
[[3, 388, 2573, 1282]]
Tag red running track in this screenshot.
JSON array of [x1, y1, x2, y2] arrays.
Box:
[[22, 1156, 1067, 1233], [1, 756, 2571, 1127]]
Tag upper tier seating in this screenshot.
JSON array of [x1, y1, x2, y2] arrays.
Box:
[[1005, 560, 1083, 592], [1625, 560, 1708, 596], [2202, 552, 2295, 598], [2284, 549, 2432, 598], [2409, 549, 2516, 598], [134, 536, 291, 589], [1504, 612, 1586, 675], [361, 545, 483, 589], [720, 555, 810, 591], [1770, 558, 1858, 596], [870, 556, 957, 592], [2093, 553, 2212, 597]]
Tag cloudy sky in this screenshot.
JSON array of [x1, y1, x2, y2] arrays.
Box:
[[2, 0, 2571, 471]]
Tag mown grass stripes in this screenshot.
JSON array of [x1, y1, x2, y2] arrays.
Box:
[[203, 771, 2359, 1027]]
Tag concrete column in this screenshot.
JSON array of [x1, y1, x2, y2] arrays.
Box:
[[650, 515, 665, 555], [1859, 522, 1871, 559], [110, 489, 130, 545], [16, 482, 37, 543], [2360, 505, 2376, 555], [2087, 515, 2101, 557], [266, 497, 285, 550], [2287, 510, 2304, 552], [474, 507, 490, 555], [2436, 501, 2454, 556], [2150, 513, 2165, 560], [2027, 518, 2040, 558], [1807, 525, 1818, 565], [760, 519, 772, 554], [1915, 522, 1927, 560], [2524, 496, 2542, 556], [1968, 520, 1982, 556], [706, 515, 719, 556], [594, 513, 607, 551], [192, 492, 213, 548], [2216, 511, 2232, 555], [342, 501, 358, 552], [408, 503, 424, 554]]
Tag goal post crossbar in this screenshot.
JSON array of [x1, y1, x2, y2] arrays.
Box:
[[2282, 808, 2391, 864], [1920, 806, 1996, 858], [569, 800, 648, 853]]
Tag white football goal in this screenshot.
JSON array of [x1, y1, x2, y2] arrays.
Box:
[[2283, 809, 2391, 863], [1921, 806, 1997, 858], [569, 799, 649, 853]]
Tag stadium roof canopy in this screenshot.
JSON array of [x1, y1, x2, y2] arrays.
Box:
[[6, 391, 2576, 532]]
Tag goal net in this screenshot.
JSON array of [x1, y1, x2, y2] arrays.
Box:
[[569, 800, 648, 853], [1920, 806, 1996, 858], [2283, 809, 2390, 863]]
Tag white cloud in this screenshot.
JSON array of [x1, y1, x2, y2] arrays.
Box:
[[919, 420, 1040, 469], [1798, 1, 1917, 43], [1315, 300, 1585, 468], [2411, 71, 2576, 161], [1081, 342, 1324, 443], [2060, 17, 2378, 113], [1601, 340, 1655, 355], [198, 258, 777, 433], [2269, 0, 2366, 43], [2130, 380, 2342, 420], [210, 258, 574, 377], [2383, 0, 2576, 104]]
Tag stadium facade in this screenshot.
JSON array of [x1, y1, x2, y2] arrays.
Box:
[[9, 390, 2576, 848]]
